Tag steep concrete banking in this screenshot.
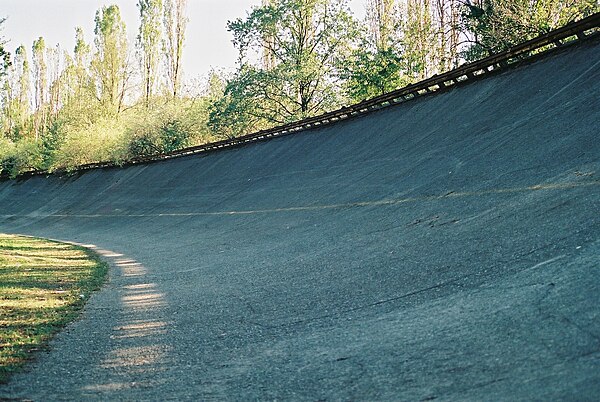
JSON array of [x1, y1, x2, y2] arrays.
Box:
[[1, 40, 599, 400]]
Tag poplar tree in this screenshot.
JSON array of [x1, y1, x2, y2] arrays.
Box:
[[1, 53, 15, 138], [15, 46, 30, 114], [47, 44, 62, 117], [73, 27, 93, 107], [0, 18, 8, 82], [92, 5, 129, 114], [13, 45, 30, 134], [32, 37, 47, 139], [0, 25, 17, 140], [137, 0, 163, 107], [404, 0, 434, 79], [32, 37, 47, 113], [432, 0, 459, 72], [367, 0, 397, 51], [163, 0, 187, 97]]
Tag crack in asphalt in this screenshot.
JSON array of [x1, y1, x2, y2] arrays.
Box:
[[253, 251, 574, 330], [256, 273, 478, 330]]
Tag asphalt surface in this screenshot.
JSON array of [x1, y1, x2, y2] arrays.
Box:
[[1, 40, 599, 400]]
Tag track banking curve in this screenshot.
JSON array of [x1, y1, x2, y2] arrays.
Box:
[[1, 39, 600, 399]]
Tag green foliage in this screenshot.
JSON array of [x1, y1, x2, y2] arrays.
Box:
[[1, 91, 214, 175], [0, 137, 43, 178], [403, 0, 435, 79], [40, 120, 65, 169], [215, 0, 357, 136], [461, 0, 600, 61], [0, 137, 13, 176], [128, 110, 191, 157], [137, 0, 163, 105], [0, 18, 8, 80], [93, 5, 129, 114], [128, 119, 187, 156], [32, 37, 46, 110], [342, 47, 409, 102], [163, 0, 188, 97], [1, 0, 598, 177], [51, 116, 128, 170], [340, 1, 410, 102], [127, 101, 205, 157], [208, 67, 268, 138]]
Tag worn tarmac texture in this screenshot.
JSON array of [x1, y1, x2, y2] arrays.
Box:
[[1, 40, 599, 400]]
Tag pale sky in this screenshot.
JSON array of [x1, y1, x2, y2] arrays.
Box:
[[1, 0, 366, 82]]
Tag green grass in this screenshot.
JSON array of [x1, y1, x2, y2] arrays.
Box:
[[0, 233, 108, 383]]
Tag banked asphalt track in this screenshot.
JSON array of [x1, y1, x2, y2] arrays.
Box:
[[1, 39, 600, 400]]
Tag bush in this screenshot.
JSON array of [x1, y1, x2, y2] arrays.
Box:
[[128, 116, 192, 157], [126, 99, 214, 158], [0, 138, 43, 178], [51, 117, 128, 171], [2, 96, 218, 174]]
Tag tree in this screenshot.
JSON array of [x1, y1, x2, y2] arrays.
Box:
[[208, 66, 267, 138], [431, 0, 460, 72], [71, 27, 95, 108], [137, 0, 163, 107], [9, 45, 31, 137], [404, 0, 434, 80], [366, 0, 397, 51], [32, 37, 47, 113], [210, 0, 356, 138], [261, 0, 277, 70], [461, 0, 600, 61], [1, 26, 32, 141], [163, 0, 187, 97], [15, 46, 30, 117], [342, 47, 408, 101], [1, 52, 15, 138], [341, 0, 409, 101], [0, 18, 9, 82], [0, 18, 8, 79], [32, 37, 48, 139], [74, 27, 90, 67], [47, 44, 62, 117], [92, 5, 130, 114], [53, 28, 98, 132]]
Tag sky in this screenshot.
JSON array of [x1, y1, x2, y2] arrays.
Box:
[[1, 0, 366, 82]]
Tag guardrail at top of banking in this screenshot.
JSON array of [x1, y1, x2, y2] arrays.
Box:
[[12, 12, 600, 177]]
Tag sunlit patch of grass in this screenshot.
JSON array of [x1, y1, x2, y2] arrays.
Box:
[[0, 234, 108, 383]]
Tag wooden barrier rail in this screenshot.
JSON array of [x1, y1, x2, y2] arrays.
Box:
[[8, 12, 600, 177]]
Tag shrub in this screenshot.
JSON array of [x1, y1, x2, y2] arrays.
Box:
[[126, 99, 214, 158], [0, 138, 43, 178], [51, 117, 128, 171]]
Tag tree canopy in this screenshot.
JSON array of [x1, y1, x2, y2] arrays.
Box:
[[0, 0, 598, 176], [210, 0, 357, 138], [461, 0, 599, 59]]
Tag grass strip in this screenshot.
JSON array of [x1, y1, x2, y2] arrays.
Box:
[[0, 233, 108, 383]]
